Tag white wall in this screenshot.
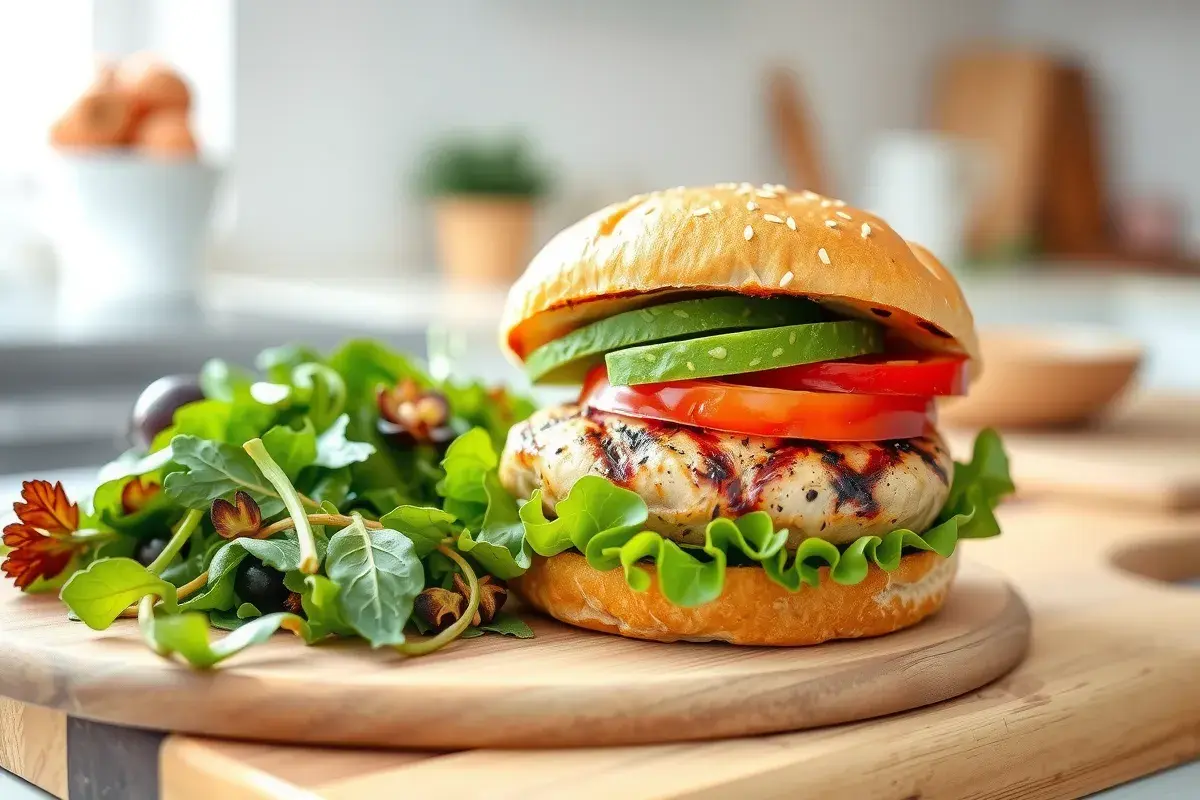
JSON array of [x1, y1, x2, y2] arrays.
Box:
[[1004, 0, 1200, 251], [228, 0, 1001, 278]]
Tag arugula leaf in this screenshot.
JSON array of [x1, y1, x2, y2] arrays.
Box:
[[437, 427, 496, 525], [95, 447, 174, 486], [325, 518, 424, 647], [460, 611, 534, 639], [163, 436, 284, 517], [288, 573, 355, 639], [236, 602, 262, 619], [313, 414, 375, 469], [262, 421, 318, 480], [441, 381, 535, 450], [516, 431, 1015, 606], [378, 505, 457, 558], [200, 359, 255, 403], [301, 466, 352, 510], [291, 364, 347, 432], [92, 476, 180, 539], [142, 610, 309, 668], [60, 558, 177, 630], [160, 546, 207, 587], [256, 344, 324, 384], [456, 472, 531, 579], [209, 609, 246, 631]]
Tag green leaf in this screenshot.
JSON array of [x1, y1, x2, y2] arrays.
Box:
[[328, 339, 430, 406], [262, 420, 318, 480], [440, 381, 535, 450], [236, 602, 262, 619], [302, 467, 352, 510], [60, 558, 177, 630], [313, 414, 375, 469], [208, 609, 246, 631], [326, 518, 424, 647], [95, 447, 174, 486], [466, 611, 534, 639], [378, 505, 458, 558], [456, 472, 531, 579], [293, 573, 355, 639], [291, 363, 347, 432], [200, 359, 255, 403], [92, 477, 180, 540], [142, 610, 308, 668], [256, 344, 324, 384], [163, 436, 284, 517], [514, 431, 1015, 607], [437, 427, 497, 525]]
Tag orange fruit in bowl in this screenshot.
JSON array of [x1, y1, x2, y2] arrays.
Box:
[[133, 109, 198, 158]]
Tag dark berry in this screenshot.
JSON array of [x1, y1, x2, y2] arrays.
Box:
[[133, 537, 170, 567], [129, 375, 205, 451], [233, 559, 290, 613]]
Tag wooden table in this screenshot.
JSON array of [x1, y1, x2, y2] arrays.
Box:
[[2, 498, 1198, 799]]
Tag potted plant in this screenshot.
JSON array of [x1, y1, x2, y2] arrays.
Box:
[[418, 135, 550, 287]]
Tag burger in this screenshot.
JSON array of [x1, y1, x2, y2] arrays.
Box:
[[497, 184, 1012, 646]]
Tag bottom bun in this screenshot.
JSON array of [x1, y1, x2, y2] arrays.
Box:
[[513, 550, 958, 646]]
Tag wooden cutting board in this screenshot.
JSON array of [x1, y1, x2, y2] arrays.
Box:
[[0, 560, 1027, 751], [946, 393, 1200, 510]]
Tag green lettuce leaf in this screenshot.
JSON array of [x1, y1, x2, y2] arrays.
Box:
[[519, 430, 1013, 607], [142, 609, 310, 668], [60, 558, 178, 630]]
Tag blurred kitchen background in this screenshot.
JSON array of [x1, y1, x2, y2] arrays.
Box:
[[2, 0, 1199, 475]]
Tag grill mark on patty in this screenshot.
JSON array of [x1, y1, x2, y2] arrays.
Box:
[[882, 439, 949, 484]]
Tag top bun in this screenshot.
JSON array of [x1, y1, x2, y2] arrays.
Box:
[[501, 184, 979, 371]]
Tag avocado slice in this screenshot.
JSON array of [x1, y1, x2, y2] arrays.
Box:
[[525, 295, 822, 384], [605, 320, 883, 385]]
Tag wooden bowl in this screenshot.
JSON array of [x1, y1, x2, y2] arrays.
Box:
[[939, 327, 1143, 429]]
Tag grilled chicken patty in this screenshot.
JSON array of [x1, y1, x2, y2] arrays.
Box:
[[500, 405, 953, 549]]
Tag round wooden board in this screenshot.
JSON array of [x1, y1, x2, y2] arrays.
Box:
[[0, 561, 1029, 750]]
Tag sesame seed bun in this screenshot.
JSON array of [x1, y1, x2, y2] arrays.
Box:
[[500, 184, 980, 372], [512, 550, 957, 646]]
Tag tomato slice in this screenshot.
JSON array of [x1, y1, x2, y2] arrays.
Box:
[[730, 354, 969, 396], [581, 366, 935, 442]]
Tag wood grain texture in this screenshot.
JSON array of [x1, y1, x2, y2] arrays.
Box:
[[0, 696, 67, 798], [0, 561, 1027, 750], [947, 393, 1200, 510], [159, 501, 1200, 799]]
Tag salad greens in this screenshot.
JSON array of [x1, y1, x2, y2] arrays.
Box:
[[2, 340, 536, 667]]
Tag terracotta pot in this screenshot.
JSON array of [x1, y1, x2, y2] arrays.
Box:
[[434, 196, 535, 287]]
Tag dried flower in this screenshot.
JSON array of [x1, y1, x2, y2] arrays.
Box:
[[283, 591, 304, 616], [414, 586, 465, 632], [454, 573, 508, 626], [377, 379, 454, 446], [120, 477, 161, 515], [210, 491, 262, 539], [2, 480, 84, 590]]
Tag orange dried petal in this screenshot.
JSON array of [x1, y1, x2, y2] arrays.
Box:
[[13, 480, 78, 534], [1, 523, 79, 590], [210, 491, 262, 539], [120, 477, 161, 515]]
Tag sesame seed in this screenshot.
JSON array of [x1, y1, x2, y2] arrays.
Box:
[[716, 182, 737, 189], [768, 183, 788, 192], [708, 347, 728, 360], [802, 190, 819, 199], [691, 207, 711, 217], [686, 361, 695, 371], [756, 190, 777, 199], [744, 225, 754, 241], [763, 214, 784, 223], [712, 200, 723, 209], [836, 211, 852, 220], [861, 222, 872, 238], [749, 358, 762, 367], [818, 247, 831, 265], [673, 309, 690, 318], [672, 185, 685, 191], [820, 199, 832, 208], [779, 271, 794, 287], [644, 353, 657, 362], [789, 331, 797, 344], [772, 347, 784, 357], [825, 220, 838, 228], [746, 201, 758, 211], [786, 216, 797, 230], [832, 199, 846, 207]]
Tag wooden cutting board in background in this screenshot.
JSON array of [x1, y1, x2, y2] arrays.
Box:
[[766, 68, 830, 195], [932, 49, 1057, 259], [947, 394, 1200, 510]]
